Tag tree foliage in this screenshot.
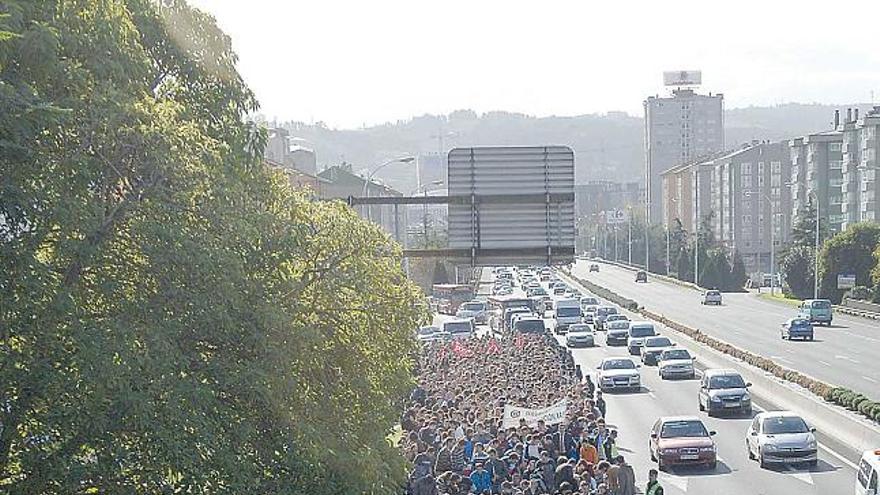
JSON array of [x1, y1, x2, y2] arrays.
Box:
[[780, 245, 815, 299], [817, 222, 880, 303], [1, 1, 425, 493]]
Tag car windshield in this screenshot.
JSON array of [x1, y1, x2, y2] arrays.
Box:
[[515, 320, 545, 333], [599, 307, 617, 316], [557, 307, 580, 317], [608, 321, 630, 330], [582, 298, 599, 305], [762, 416, 809, 434], [603, 360, 635, 370], [708, 374, 746, 389], [707, 290, 720, 296], [461, 303, 484, 311], [569, 325, 590, 333], [630, 326, 656, 338], [645, 337, 672, 348], [789, 319, 811, 326], [660, 420, 708, 438], [531, 289, 547, 295], [811, 300, 831, 309], [418, 327, 437, 335], [607, 315, 628, 321], [444, 322, 472, 333], [661, 349, 691, 361]]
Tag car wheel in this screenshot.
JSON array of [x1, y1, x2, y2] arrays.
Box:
[[781, 333, 786, 340], [743, 406, 752, 416], [759, 451, 768, 469], [809, 335, 814, 341], [699, 400, 705, 411], [746, 440, 754, 460], [650, 446, 656, 461], [657, 457, 665, 472]]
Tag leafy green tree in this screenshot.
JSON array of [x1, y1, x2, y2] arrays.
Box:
[[1, 1, 426, 493], [873, 244, 880, 301], [780, 245, 815, 299], [817, 222, 880, 303]]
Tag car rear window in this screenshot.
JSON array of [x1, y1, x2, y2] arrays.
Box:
[[461, 303, 484, 311], [661, 349, 690, 361], [645, 337, 672, 347], [557, 307, 581, 317], [708, 374, 746, 389], [602, 359, 635, 370], [811, 300, 831, 309]]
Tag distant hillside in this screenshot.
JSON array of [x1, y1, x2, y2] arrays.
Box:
[[277, 103, 874, 193]]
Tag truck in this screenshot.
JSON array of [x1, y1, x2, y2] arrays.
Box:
[[554, 298, 583, 334], [432, 284, 475, 315]]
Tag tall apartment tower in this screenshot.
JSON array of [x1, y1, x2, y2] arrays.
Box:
[[645, 87, 724, 225]]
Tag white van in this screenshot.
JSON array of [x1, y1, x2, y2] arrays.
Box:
[[856, 449, 880, 495], [554, 298, 583, 334]]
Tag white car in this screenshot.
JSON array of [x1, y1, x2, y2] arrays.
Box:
[[658, 348, 695, 379], [566, 324, 595, 347], [596, 357, 641, 392], [746, 411, 818, 468], [702, 290, 723, 305], [605, 320, 631, 346], [456, 300, 489, 324]]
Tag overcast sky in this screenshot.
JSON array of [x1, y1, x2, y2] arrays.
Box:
[[188, 0, 880, 129]]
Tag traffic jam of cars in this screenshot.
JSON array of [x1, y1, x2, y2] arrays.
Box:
[[418, 262, 849, 478]]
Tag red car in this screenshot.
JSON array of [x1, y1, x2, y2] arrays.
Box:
[[649, 416, 717, 471]]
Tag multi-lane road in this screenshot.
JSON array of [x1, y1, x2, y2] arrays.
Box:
[[464, 268, 858, 495], [570, 260, 880, 398]]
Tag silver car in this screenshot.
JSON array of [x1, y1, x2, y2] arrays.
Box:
[[746, 411, 818, 468], [566, 324, 595, 347], [456, 300, 489, 324], [657, 348, 695, 379]]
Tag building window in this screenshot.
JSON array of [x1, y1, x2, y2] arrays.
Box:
[[771, 161, 781, 174], [830, 142, 841, 151]]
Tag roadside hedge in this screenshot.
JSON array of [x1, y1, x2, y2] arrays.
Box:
[[564, 271, 880, 426]]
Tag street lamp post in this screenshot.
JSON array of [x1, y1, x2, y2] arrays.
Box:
[[694, 172, 700, 287], [361, 156, 415, 221], [627, 206, 633, 265], [645, 201, 650, 272], [666, 197, 678, 276], [813, 193, 820, 299]]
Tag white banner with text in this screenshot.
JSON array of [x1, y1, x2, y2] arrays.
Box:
[[502, 399, 568, 429]]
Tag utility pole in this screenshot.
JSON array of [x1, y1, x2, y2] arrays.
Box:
[[666, 225, 671, 276], [814, 194, 820, 299], [627, 208, 633, 265], [645, 201, 650, 271], [694, 172, 700, 287]]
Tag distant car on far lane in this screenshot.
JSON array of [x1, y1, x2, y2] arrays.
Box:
[[566, 324, 595, 347], [658, 348, 696, 380], [635, 270, 648, 283], [589, 263, 600, 273], [594, 306, 619, 330], [650, 416, 717, 471], [701, 290, 723, 305], [798, 299, 833, 326], [781, 317, 814, 341], [746, 411, 818, 469]]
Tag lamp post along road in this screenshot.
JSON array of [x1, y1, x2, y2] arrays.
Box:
[[747, 190, 776, 296], [362, 156, 415, 221]]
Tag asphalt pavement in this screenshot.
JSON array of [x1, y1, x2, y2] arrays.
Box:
[[570, 260, 880, 398], [542, 283, 858, 495]]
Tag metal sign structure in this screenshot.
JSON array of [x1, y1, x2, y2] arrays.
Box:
[[603, 209, 628, 225], [837, 274, 857, 290], [663, 70, 702, 86], [446, 146, 575, 266]]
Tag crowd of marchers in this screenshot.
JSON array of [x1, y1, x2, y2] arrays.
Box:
[[400, 331, 664, 495]]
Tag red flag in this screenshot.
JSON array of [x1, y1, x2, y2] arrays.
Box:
[[515, 334, 524, 350], [487, 338, 501, 355]]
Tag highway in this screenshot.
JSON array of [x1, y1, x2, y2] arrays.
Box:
[[570, 260, 880, 398], [470, 268, 858, 494]]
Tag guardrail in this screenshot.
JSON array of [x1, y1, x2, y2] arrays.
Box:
[[595, 259, 704, 292]]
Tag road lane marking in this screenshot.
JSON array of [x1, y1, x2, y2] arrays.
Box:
[[648, 391, 657, 400], [784, 465, 814, 485], [819, 442, 858, 470], [862, 375, 878, 384], [817, 360, 831, 367], [835, 354, 861, 364], [770, 355, 793, 364]]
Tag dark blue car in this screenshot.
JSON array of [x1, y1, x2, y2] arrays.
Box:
[[781, 318, 814, 341]]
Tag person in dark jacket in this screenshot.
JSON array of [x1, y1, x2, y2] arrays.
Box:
[[435, 437, 454, 474], [554, 456, 575, 489], [537, 451, 556, 493], [646, 468, 664, 495], [485, 448, 508, 492], [412, 474, 438, 495], [595, 390, 607, 418]]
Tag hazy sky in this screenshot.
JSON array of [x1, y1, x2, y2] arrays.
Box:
[[189, 0, 880, 129]]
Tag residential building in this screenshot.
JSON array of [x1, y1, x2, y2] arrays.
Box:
[[317, 164, 407, 241], [789, 113, 844, 234], [575, 181, 643, 253], [266, 127, 317, 175], [265, 158, 329, 197], [859, 107, 880, 222], [661, 153, 721, 234], [706, 141, 792, 274], [644, 88, 724, 224]]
